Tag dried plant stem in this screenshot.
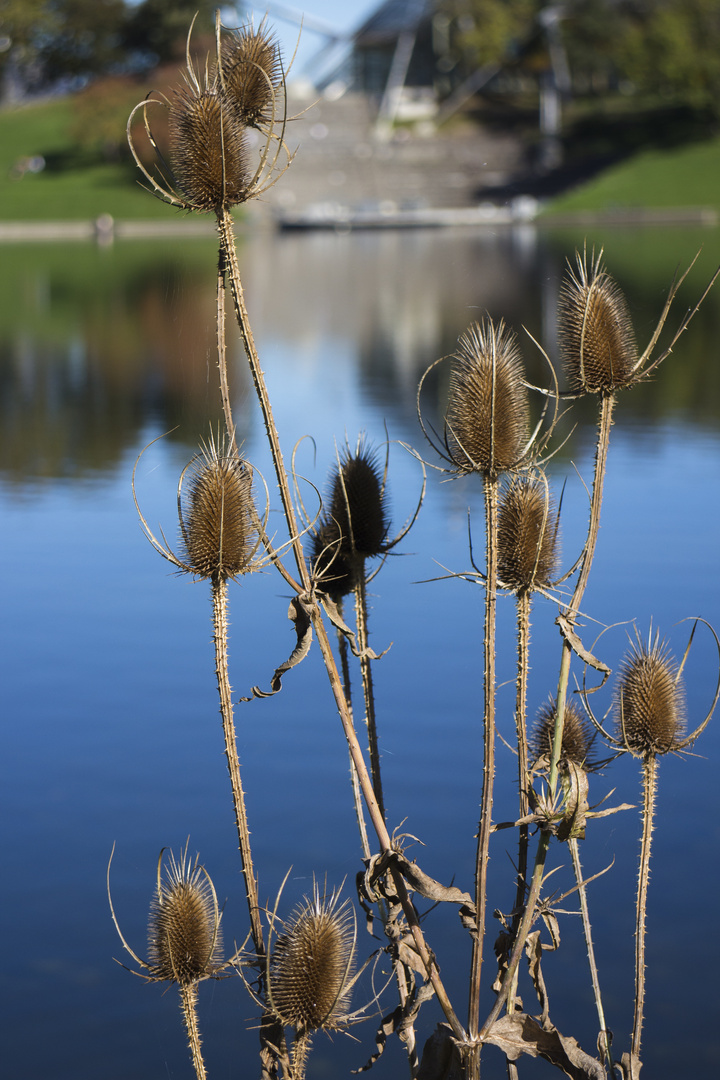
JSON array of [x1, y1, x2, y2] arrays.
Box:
[[632, 755, 657, 1068], [179, 983, 207, 1080], [508, 590, 532, 1012], [482, 394, 617, 1039], [217, 208, 465, 1044], [468, 475, 499, 1056], [355, 573, 386, 820], [212, 577, 264, 950], [291, 1029, 312, 1080], [569, 836, 614, 1071], [338, 626, 372, 861], [216, 243, 238, 458], [550, 392, 615, 794]]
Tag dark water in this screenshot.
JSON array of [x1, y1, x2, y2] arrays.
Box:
[[2, 224, 719, 1079]]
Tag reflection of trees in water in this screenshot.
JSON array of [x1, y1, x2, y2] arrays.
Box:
[[0, 248, 250, 483], [1, 229, 717, 485]]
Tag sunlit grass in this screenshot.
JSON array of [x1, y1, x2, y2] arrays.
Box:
[[545, 135, 720, 216]]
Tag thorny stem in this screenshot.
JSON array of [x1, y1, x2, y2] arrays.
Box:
[[212, 578, 264, 949], [179, 982, 207, 1080], [633, 755, 657, 1069], [217, 209, 466, 1045], [508, 590, 532, 1012], [468, 475, 499, 1054], [483, 394, 616, 1038], [355, 572, 386, 821], [569, 836, 614, 1072], [338, 625, 372, 862]]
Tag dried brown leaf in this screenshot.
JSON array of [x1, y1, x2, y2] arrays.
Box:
[[484, 1013, 606, 1080]]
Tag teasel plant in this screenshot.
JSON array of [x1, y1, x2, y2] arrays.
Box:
[[107, 842, 228, 1080], [127, 12, 468, 1062], [581, 621, 720, 1079], [481, 248, 720, 1062], [528, 699, 616, 1071], [418, 317, 561, 1070], [240, 877, 375, 1080]]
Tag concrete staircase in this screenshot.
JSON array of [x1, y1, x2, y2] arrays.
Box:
[[250, 89, 527, 223]]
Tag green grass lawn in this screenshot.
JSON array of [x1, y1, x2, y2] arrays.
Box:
[[544, 134, 720, 216], [0, 98, 180, 221]]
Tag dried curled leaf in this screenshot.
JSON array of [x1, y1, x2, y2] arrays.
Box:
[[239, 597, 312, 701], [483, 1013, 606, 1080]]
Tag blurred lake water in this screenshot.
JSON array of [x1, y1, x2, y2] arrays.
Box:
[[2, 223, 719, 1079]]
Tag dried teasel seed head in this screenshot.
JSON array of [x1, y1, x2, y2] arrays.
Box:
[[327, 445, 389, 563], [220, 24, 283, 128], [180, 441, 257, 581], [614, 634, 686, 755], [168, 83, 249, 211], [558, 250, 638, 394], [147, 848, 223, 986], [497, 475, 560, 593], [269, 886, 356, 1032], [445, 319, 529, 478], [309, 521, 356, 601], [531, 697, 596, 769]]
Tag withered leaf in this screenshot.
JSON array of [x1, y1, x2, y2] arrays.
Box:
[[557, 615, 611, 681], [483, 1013, 606, 1080], [417, 1023, 466, 1080], [239, 597, 313, 700], [557, 760, 590, 841]]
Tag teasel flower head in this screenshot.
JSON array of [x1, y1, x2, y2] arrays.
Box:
[[444, 318, 530, 479], [107, 842, 225, 987], [530, 697, 597, 770], [497, 473, 560, 594], [219, 21, 283, 129], [309, 521, 356, 601], [167, 79, 250, 212], [133, 433, 266, 583], [614, 631, 686, 756], [267, 882, 357, 1033], [178, 438, 258, 582], [127, 15, 293, 213], [147, 847, 224, 986], [558, 248, 638, 395], [327, 443, 390, 563]]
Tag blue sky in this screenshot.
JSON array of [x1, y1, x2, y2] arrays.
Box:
[[235, 2, 381, 77]]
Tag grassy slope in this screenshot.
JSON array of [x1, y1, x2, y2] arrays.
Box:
[[544, 134, 720, 216], [0, 99, 178, 221]]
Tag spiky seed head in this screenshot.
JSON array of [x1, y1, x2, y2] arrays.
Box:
[[220, 25, 283, 128], [445, 319, 529, 478], [327, 445, 389, 563], [309, 521, 356, 601], [558, 251, 638, 395], [530, 697, 596, 769], [180, 441, 257, 581], [147, 848, 223, 986], [497, 475, 560, 593], [614, 634, 686, 755], [269, 887, 356, 1032], [168, 83, 249, 211]]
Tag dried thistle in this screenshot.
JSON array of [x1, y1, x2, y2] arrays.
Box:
[[127, 16, 292, 213], [179, 439, 258, 582], [558, 249, 637, 395], [530, 697, 595, 769], [326, 443, 389, 564], [497, 474, 560, 594], [167, 80, 250, 212], [445, 319, 530, 478], [147, 847, 224, 985], [267, 884, 357, 1033], [133, 433, 265, 582], [309, 522, 356, 601], [220, 21, 283, 129], [613, 631, 686, 756]]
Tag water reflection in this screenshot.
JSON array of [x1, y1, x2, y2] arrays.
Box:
[[2, 225, 719, 1080], [2, 225, 718, 485]]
